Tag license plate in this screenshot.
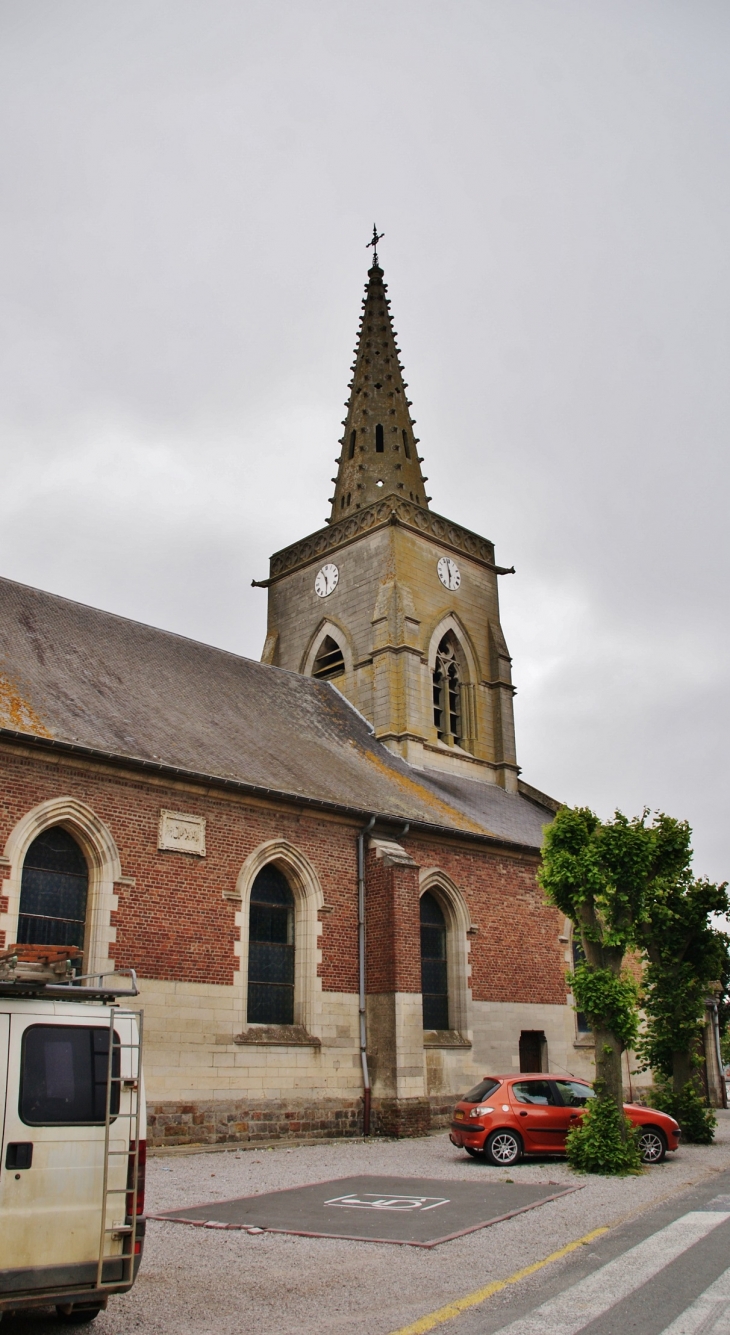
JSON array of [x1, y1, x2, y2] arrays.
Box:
[[454, 1111, 464, 1120]]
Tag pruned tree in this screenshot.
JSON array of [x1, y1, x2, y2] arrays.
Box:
[[636, 873, 729, 1139], [539, 806, 691, 1113]]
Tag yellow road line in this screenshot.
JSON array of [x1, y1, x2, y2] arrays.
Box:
[[388, 1225, 610, 1335]]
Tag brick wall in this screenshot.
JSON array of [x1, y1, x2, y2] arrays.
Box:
[[402, 836, 566, 1007], [365, 851, 422, 993], [0, 744, 564, 1008], [0, 744, 359, 990]]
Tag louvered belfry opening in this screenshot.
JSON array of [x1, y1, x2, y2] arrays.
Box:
[[247, 865, 295, 1025], [420, 891, 449, 1030], [17, 826, 89, 951], [432, 634, 462, 746], [312, 635, 345, 680]]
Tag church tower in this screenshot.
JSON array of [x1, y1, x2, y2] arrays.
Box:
[[260, 239, 519, 790]]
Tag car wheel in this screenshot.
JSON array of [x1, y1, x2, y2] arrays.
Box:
[[464, 1145, 485, 1159], [485, 1129, 522, 1167], [638, 1127, 667, 1164], [56, 1305, 104, 1323]]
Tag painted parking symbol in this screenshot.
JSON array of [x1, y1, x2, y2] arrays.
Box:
[[324, 1193, 449, 1212]]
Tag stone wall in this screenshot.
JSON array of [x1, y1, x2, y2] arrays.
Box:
[[147, 1096, 364, 1147]]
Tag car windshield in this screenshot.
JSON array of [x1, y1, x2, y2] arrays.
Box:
[[463, 1078, 499, 1103], [554, 1079, 596, 1108]]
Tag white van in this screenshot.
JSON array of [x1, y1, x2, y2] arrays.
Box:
[[0, 948, 145, 1324]]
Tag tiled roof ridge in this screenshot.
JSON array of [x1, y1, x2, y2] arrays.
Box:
[[0, 573, 342, 696]]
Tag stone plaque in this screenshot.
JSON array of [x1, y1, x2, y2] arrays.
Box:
[[158, 809, 206, 857]]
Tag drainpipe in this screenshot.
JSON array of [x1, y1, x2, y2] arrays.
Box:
[[358, 816, 376, 1134]]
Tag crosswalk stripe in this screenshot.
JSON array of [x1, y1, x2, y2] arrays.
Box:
[[489, 1211, 730, 1335], [387, 1227, 610, 1335], [657, 1262, 730, 1334]]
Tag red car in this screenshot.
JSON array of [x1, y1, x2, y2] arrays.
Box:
[[449, 1073, 680, 1167]]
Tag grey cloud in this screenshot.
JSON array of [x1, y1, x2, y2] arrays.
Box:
[[1, 0, 727, 877]]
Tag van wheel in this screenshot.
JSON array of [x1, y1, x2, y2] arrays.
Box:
[[485, 1129, 522, 1167], [637, 1127, 667, 1164], [56, 1305, 104, 1323]]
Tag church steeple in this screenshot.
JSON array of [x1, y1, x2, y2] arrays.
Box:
[[263, 239, 519, 790], [329, 238, 430, 522]]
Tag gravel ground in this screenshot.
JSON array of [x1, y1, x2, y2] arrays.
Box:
[[8, 1112, 730, 1335]]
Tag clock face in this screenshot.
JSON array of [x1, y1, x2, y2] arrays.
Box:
[[437, 556, 461, 591], [315, 563, 339, 598]]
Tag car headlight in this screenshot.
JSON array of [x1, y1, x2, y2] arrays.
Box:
[[469, 1105, 494, 1118]]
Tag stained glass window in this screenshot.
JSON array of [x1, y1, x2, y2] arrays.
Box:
[[247, 866, 295, 1025], [420, 891, 448, 1030], [17, 827, 88, 951]]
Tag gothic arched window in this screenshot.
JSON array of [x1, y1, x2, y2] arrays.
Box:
[[312, 635, 345, 680], [17, 826, 89, 950], [432, 634, 462, 746], [248, 866, 295, 1025], [420, 891, 449, 1030]]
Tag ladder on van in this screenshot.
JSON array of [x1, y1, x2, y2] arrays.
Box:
[[96, 1007, 144, 1292]]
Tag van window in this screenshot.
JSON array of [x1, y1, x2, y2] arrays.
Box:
[[20, 1025, 120, 1125]]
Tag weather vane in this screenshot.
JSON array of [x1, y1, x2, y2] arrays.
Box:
[[366, 223, 384, 267]]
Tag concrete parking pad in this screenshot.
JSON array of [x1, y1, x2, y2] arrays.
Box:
[[153, 1174, 581, 1247]]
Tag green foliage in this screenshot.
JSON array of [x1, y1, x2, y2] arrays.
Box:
[[649, 1078, 717, 1145], [540, 807, 692, 957], [637, 963, 712, 1079], [565, 1090, 642, 1175], [721, 1031, 730, 1067], [542, 805, 730, 1112], [636, 875, 730, 1088], [569, 963, 639, 1050], [540, 805, 690, 1110]]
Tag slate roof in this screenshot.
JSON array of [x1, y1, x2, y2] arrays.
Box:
[[0, 576, 555, 850]]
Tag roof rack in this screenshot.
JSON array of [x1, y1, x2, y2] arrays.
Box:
[[0, 946, 139, 1001]]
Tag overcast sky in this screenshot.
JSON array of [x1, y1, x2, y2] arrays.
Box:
[[1, 1, 728, 881]]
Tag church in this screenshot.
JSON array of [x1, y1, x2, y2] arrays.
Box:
[[0, 247, 591, 1146]]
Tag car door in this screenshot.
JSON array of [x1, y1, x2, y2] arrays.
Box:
[[0, 1011, 127, 1282], [552, 1078, 596, 1145], [509, 1079, 569, 1150]]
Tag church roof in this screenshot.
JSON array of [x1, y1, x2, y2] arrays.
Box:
[[0, 576, 554, 851], [329, 255, 430, 522]]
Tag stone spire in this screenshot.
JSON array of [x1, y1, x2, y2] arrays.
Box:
[[328, 245, 430, 522]]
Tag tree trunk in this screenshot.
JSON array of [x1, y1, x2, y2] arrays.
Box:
[[593, 1026, 625, 1117], [672, 1049, 694, 1096]]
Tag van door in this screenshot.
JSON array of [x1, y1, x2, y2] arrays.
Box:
[[0, 1015, 9, 1158], [0, 1013, 128, 1289]]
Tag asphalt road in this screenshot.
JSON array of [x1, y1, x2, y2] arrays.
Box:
[[3, 1113, 730, 1335], [444, 1168, 730, 1335]]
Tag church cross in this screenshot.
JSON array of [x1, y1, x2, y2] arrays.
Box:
[[366, 224, 384, 266]]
